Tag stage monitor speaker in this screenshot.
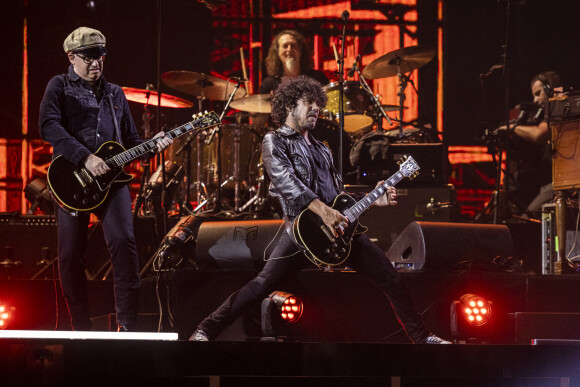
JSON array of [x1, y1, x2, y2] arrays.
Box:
[[195, 219, 285, 270], [387, 221, 514, 270]]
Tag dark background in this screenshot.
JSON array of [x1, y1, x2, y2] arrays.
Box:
[[1, 0, 580, 145]]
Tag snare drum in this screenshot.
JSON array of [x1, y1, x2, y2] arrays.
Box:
[[323, 81, 375, 135]]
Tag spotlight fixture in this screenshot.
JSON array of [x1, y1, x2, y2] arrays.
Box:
[[24, 178, 53, 214], [261, 291, 303, 338], [450, 293, 493, 342], [0, 303, 15, 330]]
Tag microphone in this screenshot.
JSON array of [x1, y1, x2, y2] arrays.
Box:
[[533, 106, 545, 123], [341, 10, 350, 22], [347, 54, 361, 77]]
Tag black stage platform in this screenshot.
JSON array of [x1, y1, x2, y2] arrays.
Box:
[[2, 337, 580, 386]]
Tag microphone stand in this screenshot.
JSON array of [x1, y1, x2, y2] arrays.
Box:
[[205, 79, 242, 212], [337, 10, 349, 180]]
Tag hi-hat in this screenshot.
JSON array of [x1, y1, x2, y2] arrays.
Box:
[[122, 87, 193, 108], [362, 46, 436, 79], [162, 71, 246, 100], [230, 94, 272, 114]]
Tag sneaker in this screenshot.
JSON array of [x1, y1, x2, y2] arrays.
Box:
[[423, 335, 452, 344], [189, 329, 210, 341]]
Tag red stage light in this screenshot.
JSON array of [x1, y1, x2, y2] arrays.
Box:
[[278, 295, 303, 323], [0, 303, 14, 330], [261, 291, 304, 337], [458, 294, 492, 327]]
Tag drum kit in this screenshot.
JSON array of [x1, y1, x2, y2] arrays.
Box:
[[123, 45, 437, 217]]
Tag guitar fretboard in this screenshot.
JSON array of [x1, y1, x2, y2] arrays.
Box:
[[106, 113, 219, 168], [343, 170, 406, 222]]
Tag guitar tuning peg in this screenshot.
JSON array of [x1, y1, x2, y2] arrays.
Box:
[[204, 110, 208, 114], [397, 160, 401, 165]]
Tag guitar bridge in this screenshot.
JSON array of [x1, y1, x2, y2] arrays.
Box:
[[73, 169, 93, 188]]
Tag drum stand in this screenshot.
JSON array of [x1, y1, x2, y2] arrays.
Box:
[[204, 79, 243, 213], [352, 64, 393, 130]]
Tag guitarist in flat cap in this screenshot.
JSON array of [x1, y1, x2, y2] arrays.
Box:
[[39, 26, 172, 332]]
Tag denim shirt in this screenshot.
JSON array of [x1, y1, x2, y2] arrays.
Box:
[[39, 65, 142, 166]]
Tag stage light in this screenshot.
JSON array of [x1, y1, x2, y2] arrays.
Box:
[[24, 178, 53, 214], [0, 303, 15, 330], [450, 294, 493, 342], [261, 291, 303, 338]]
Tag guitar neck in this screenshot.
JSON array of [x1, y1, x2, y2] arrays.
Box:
[[343, 170, 406, 221], [105, 112, 218, 168]]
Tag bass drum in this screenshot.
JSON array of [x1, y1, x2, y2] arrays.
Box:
[[312, 118, 354, 176], [323, 81, 375, 136]]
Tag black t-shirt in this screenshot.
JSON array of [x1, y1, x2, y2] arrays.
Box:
[[308, 141, 339, 205]]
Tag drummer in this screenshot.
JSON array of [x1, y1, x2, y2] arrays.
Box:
[[260, 30, 329, 94]]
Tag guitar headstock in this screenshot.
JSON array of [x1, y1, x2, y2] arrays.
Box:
[[191, 111, 221, 129], [397, 155, 420, 179]]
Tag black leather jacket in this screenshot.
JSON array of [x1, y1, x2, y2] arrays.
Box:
[[262, 125, 343, 218]]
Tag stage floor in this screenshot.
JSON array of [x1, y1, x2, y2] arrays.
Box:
[[1, 337, 579, 386]]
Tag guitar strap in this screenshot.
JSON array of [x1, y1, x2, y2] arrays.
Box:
[[107, 94, 122, 144]]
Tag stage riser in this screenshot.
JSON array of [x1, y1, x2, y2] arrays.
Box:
[[167, 270, 580, 344]]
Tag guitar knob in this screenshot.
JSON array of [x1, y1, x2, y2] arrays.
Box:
[[333, 253, 339, 259], [82, 199, 88, 205], [339, 248, 346, 254], [73, 194, 79, 200], [83, 188, 90, 194], [332, 243, 338, 248], [324, 249, 331, 255], [93, 194, 99, 200]]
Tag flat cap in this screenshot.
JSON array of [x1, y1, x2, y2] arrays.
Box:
[[63, 27, 106, 56]]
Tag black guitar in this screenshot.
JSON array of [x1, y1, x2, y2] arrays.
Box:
[[292, 156, 420, 268], [47, 111, 220, 213]]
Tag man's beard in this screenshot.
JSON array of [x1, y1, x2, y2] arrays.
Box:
[[284, 57, 299, 73], [290, 109, 317, 131]]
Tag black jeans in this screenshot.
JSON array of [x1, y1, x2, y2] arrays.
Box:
[[198, 232, 429, 343], [56, 185, 140, 330]]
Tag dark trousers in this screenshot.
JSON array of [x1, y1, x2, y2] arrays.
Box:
[[198, 232, 429, 343], [56, 185, 140, 330]]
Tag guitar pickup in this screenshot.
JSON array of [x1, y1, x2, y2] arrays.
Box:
[[320, 225, 336, 242], [73, 169, 93, 188]]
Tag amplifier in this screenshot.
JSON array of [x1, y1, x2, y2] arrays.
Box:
[[0, 213, 57, 279], [355, 143, 448, 187], [548, 91, 580, 121]]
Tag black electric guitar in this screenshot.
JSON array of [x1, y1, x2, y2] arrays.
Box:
[[292, 156, 420, 267], [47, 111, 220, 213]]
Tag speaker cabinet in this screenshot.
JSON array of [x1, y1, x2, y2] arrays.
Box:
[[0, 214, 57, 279], [387, 221, 514, 270], [346, 185, 457, 252], [195, 219, 285, 270]]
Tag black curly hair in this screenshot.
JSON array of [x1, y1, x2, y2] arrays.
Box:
[[271, 75, 328, 126]]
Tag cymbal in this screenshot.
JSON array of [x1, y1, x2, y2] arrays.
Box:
[[161, 71, 246, 100], [122, 87, 193, 108], [230, 94, 272, 114], [381, 104, 408, 112], [362, 45, 436, 79]]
